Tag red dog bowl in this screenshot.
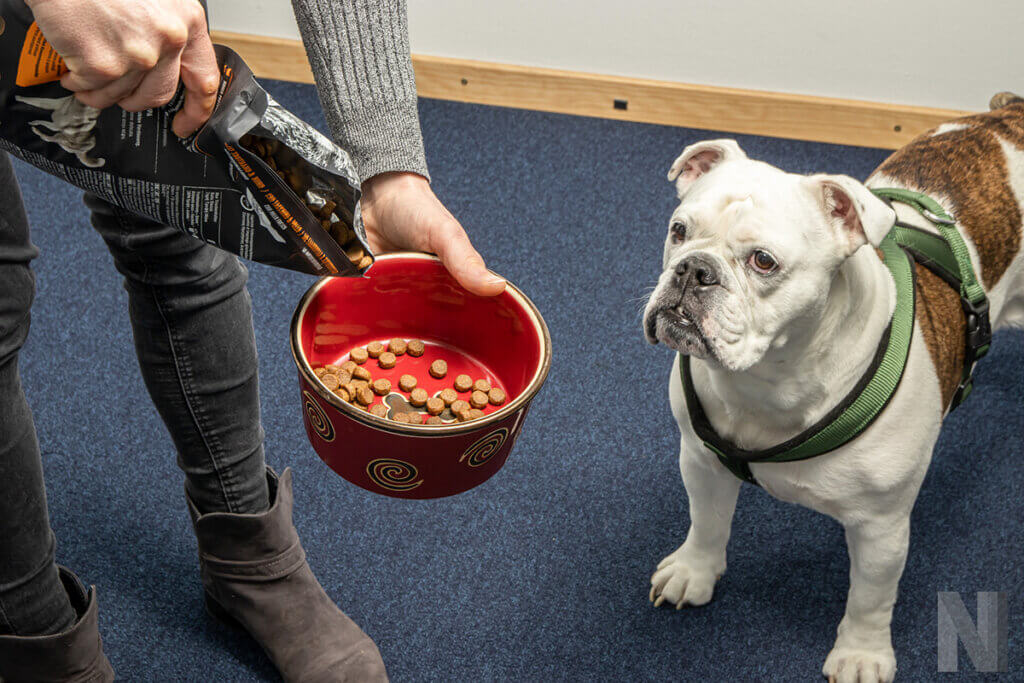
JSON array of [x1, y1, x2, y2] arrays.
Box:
[[290, 253, 552, 498]]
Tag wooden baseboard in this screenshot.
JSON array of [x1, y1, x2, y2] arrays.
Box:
[[211, 30, 967, 150]]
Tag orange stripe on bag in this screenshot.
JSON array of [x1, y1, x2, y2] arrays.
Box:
[[16, 22, 68, 87]]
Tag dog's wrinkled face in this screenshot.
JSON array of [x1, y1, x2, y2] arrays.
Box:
[[643, 139, 895, 372]]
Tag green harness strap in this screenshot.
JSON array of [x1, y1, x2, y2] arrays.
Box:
[[679, 188, 991, 485]]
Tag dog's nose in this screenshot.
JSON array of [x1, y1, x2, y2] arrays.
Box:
[[675, 254, 720, 288]]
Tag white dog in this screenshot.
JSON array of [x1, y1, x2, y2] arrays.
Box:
[[643, 93, 1024, 682]]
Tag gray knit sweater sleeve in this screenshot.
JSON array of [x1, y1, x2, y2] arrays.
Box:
[[289, 0, 429, 182]]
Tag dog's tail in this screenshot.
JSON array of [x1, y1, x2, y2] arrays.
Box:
[[989, 91, 1024, 110]]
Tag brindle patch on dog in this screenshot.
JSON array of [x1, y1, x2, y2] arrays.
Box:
[[913, 265, 966, 409], [872, 102, 1024, 289]]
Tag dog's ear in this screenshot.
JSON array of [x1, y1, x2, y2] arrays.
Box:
[[667, 139, 746, 196], [806, 174, 895, 254]]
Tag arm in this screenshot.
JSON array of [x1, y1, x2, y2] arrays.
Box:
[[291, 0, 505, 296]]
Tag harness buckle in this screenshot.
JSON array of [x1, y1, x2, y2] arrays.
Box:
[[951, 297, 991, 410], [962, 296, 991, 361]]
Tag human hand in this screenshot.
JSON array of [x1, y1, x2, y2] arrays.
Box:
[[360, 172, 506, 296], [26, 0, 219, 137]]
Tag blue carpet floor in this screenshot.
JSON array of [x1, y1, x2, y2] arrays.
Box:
[[13, 79, 1023, 681]]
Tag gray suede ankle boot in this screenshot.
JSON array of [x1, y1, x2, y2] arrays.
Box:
[[187, 467, 387, 683], [0, 567, 114, 683]]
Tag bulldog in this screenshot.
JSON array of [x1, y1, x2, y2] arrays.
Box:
[[642, 93, 1024, 682]]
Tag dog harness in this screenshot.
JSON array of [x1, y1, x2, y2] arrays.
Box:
[[679, 188, 992, 485]]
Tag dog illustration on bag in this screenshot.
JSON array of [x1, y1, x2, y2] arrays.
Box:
[[15, 94, 105, 168]]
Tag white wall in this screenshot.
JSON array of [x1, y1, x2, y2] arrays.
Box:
[[208, 0, 1023, 112]]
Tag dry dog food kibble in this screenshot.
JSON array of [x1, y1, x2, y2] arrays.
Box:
[[391, 411, 413, 423], [409, 388, 428, 406], [333, 386, 350, 402], [356, 386, 374, 405], [398, 375, 417, 392], [407, 339, 425, 357], [429, 360, 448, 379], [450, 399, 469, 414], [372, 378, 392, 396], [473, 379, 491, 393], [425, 415, 443, 425], [350, 347, 368, 364], [455, 406, 472, 422], [369, 403, 388, 418], [335, 371, 352, 386], [320, 374, 340, 391], [366, 341, 385, 358], [439, 388, 458, 405], [378, 352, 397, 369], [454, 374, 473, 392], [314, 367, 327, 378], [426, 397, 445, 415], [353, 366, 371, 381], [324, 364, 342, 375], [389, 338, 407, 355], [470, 390, 489, 409], [340, 360, 357, 374], [488, 387, 507, 405], [467, 408, 485, 420]]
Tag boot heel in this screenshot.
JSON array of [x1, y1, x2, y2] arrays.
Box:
[[204, 592, 243, 631]]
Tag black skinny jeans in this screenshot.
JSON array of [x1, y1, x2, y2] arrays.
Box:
[[0, 152, 269, 636]]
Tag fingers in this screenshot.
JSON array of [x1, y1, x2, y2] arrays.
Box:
[[73, 71, 145, 110], [172, 22, 219, 138], [431, 219, 506, 297], [116, 52, 182, 112]]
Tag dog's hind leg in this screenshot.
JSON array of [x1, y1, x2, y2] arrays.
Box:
[[821, 515, 908, 683], [649, 441, 740, 609]]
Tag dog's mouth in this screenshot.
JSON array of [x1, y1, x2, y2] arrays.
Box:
[[647, 304, 711, 357]]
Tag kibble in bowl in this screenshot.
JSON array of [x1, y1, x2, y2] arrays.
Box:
[[292, 253, 551, 498]]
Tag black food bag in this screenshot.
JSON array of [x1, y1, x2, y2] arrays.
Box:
[[0, 2, 371, 276]]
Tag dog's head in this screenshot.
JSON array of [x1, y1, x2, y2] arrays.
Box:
[[643, 139, 895, 372]]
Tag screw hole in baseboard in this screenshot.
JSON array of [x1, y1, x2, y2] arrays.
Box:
[[613, 98, 628, 110]]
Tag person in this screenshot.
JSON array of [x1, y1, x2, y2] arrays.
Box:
[[0, 0, 503, 680]]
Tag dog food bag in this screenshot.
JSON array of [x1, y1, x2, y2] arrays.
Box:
[[0, 2, 371, 276]]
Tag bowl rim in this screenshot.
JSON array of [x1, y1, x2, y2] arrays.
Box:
[[290, 252, 552, 437]]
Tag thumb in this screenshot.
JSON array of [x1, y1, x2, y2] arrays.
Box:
[[431, 220, 506, 296]]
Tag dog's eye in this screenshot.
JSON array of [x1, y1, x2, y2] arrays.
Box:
[[669, 221, 687, 243], [748, 249, 779, 274]]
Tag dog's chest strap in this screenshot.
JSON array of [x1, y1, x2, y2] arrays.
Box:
[[680, 188, 990, 486]]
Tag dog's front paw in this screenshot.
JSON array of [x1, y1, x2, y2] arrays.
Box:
[[648, 550, 722, 608], [822, 645, 896, 683]]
